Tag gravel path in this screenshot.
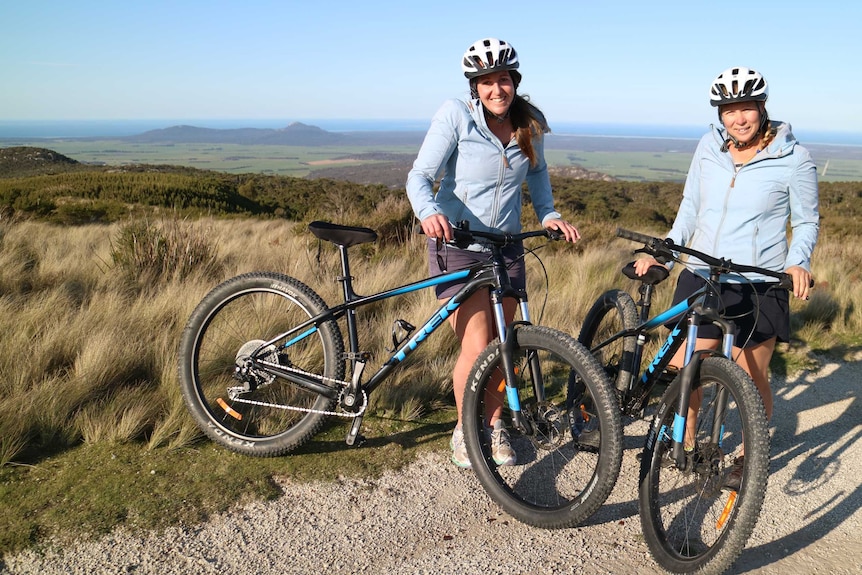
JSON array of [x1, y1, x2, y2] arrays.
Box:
[[2, 358, 860, 575]]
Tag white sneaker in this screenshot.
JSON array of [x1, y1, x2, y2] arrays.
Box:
[[488, 420, 516, 466], [450, 427, 471, 469]]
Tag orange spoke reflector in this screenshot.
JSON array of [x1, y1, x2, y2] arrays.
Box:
[[580, 404, 591, 422], [217, 397, 243, 421], [496, 367, 520, 393], [716, 490, 737, 530]]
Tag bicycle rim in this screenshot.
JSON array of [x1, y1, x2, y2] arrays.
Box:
[[179, 273, 344, 456], [463, 326, 622, 529], [578, 289, 638, 395], [638, 357, 769, 574]]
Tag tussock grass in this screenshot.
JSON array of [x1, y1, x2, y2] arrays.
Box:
[[0, 215, 858, 554]]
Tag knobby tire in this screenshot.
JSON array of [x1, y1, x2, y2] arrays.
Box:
[[638, 357, 769, 574], [578, 289, 639, 396], [463, 325, 623, 529], [178, 272, 344, 456]]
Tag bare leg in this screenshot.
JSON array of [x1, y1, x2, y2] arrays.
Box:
[[732, 338, 777, 420], [677, 337, 777, 454], [448, 291, 517, 428]]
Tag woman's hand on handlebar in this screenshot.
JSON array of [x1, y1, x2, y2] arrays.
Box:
[[634, 256, 667, 276], [544, 218, 581, 243], [420, 214, 453, 242], [785, 265, 813, 300]]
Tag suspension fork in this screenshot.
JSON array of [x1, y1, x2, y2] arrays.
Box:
[[710, 316, 736, 445], [672, 310, 736, 465], [492, 288, 535, 435], [671, 316, 701, 465]]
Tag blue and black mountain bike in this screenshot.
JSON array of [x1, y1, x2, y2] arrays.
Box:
[[178, 220, 623, 529], [578, 228, 803, 574]]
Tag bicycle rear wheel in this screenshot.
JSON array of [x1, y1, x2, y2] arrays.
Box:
[[178, 272, 345, 456], [463, 325, 623, 528], [578, 289, 639, 395], [638, 357, 769, 574]]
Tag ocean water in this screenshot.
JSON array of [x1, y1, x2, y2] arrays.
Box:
[[1, 119, 860, 146]]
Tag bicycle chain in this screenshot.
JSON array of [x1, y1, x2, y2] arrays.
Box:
[[230, 360, 366, 418]]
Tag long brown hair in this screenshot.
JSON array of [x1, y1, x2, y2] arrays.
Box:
[[509, 95, 549, 167]]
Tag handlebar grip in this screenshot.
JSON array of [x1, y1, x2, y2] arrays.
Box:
[[775, 275, 815, 291], [616, 227, 658, 245], [777, 274, 793, 290]]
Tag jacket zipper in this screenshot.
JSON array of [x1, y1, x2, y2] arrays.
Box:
[[491, 148, 508, 225]]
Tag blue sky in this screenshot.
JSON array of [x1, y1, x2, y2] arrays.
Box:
[[2, 0, 859, 134]]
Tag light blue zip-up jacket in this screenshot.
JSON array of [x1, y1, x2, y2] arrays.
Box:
[[406, 97, 561, 240], [667, 121, 819, 282]]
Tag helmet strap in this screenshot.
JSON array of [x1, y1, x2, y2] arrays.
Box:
[[721, 132, 760, 153], [484, 107, 510, 124]]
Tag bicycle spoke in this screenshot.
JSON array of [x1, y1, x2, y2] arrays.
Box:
[[463, 326, 622, 528], [639, 358, 769, 573], [179, 273, 344, 456]]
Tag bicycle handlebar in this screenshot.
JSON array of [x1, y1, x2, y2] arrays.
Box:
[[416, 221, 561, 248], [616, 227, 796, 290], [451, 221, 561, 247]]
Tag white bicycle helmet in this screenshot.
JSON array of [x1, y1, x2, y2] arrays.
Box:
[[461, 38, 520, 79], [709, 67, 769, 107]]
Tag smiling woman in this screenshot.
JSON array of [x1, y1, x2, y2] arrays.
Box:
[[633, 66, 820, 496], [405, 37, 582, 469]]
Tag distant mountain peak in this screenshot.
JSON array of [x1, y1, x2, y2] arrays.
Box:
[[125, 122, 340, 145], [283, 122, 326, 133]]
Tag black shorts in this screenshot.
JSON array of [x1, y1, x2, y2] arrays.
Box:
[[427, 238, 526, 300], [670, 269, 790, 347]]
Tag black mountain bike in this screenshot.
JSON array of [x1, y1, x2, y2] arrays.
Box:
[[578, 228, 800, 575], [178, 220, 622, 528]]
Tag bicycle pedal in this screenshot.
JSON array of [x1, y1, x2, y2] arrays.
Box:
[[574, 428, 601, 451], [346, 433, 366, 447]]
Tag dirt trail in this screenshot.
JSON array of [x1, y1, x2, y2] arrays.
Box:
[[2, 358, 860, 574]]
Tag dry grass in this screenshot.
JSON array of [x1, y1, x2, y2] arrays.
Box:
[[0, 217, 857, 466]]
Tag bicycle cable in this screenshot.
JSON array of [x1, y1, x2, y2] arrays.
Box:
[[675, 259, 781, 361], [233, 359, 367, 418], [511, 243, 551, 326]]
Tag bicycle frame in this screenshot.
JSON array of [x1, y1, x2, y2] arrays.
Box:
[[583, 228, 795, 572], [592, 273, 738, 467], [248, 235, 540, 444]]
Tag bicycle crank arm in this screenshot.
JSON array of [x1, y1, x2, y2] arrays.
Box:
[[346, 414, 365, 446]]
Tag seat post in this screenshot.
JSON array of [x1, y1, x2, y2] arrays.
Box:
[[638, 283, 655, 323], [336, 244, 360, 353]]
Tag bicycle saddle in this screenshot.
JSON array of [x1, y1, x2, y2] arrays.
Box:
[[622, 262, 669, 286], [309, 221, 378, 247]]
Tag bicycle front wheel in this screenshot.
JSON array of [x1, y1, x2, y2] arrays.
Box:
[[578, 289, 639, 395], [178, 272, 345, 456], [638, 357, 769, 574], [463, 325, 623, 529]]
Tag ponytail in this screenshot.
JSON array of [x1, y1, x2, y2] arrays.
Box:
[[510, 96, 549, 167]]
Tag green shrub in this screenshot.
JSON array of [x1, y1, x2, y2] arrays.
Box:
[[110, 219, 222, 288]]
